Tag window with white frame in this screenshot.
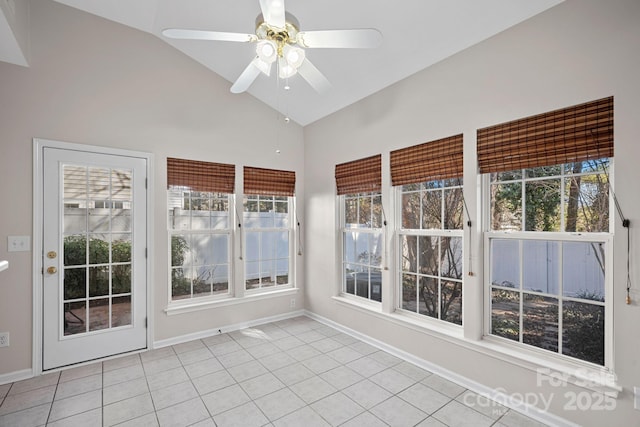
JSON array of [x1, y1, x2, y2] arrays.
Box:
[[243, 166, 296, 292], [167, 158, 234, 302], [336, 154, 383, 302], [392, 134, 464, 325], [244, 195, 292, 290], [479, 96, 614, 366], [399, 179, 463, 324], [342, 192, 383, 301]]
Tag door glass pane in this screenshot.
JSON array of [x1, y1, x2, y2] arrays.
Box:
[[89, 299, 109, 331], [61, 164, 134, 337], [64, 301, 86, 336], [112, 296, 132, 327]]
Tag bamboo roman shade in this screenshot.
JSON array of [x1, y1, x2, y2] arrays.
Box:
[[477, 96, 613, 173], [335, 154, 382, 195], [390, 134, 463, 186], [244, 166, 296, 196], [167, 157, 235, 193]]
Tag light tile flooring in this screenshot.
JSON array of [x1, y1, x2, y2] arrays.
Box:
[[0, 316, 550, 427]]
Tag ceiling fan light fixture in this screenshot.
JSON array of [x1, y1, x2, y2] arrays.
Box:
[[278, 56, 297, 79], [256, 40, 277, 63], [283, 44, 305, 69]]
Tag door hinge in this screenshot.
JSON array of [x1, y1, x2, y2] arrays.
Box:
[[145, 317, 148, 328], [145, 178, 148, 189], [145, 247, 148, 258]]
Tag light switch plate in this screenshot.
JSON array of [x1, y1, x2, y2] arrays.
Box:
[[7, 236, 30, 252], [634, 387, 640, 410]]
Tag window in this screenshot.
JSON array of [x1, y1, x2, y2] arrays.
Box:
[[399, 179, 463, 324], [243, 166, 296, 292], [479, 97, 614, 366], [167, 158, 235, 301], [487, 160, 610, 365], [244, 195, 292, 290], [392, 134, 464, 325], [336, 155, 383, 302], [342, 192, 383, 301]]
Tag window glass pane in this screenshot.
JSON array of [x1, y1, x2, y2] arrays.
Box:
[[112, 264, 131, 294], [246, 261, 260, 289], [491, 182, 522, 231], [565, 173, 609, 233], [345, 197, 358, 226], [370, 268, 382, 302], [171, 267, 191, 299], [245, 232, 260, 262], [402, 192, 420, 229], [421, 190, 441, 229], [525, 179, 561, 231], [491, 239, 520, 289], [401, 273, 417, 312], [441, 237, 462, 280], [526, 165, 562, 178], [112, 296, 132, 327], [171, 235, 189, 267], [522, 294, 558, 352], [401, 235, 417, 273], [213, 265, 229, 293], [369, 233, 383, 267], [193, 268, 212, 296], [358, 196, 372, 226], [443, 187, 463, 230], [111, 234, 131, 263], [372, 195, 383, 228], [354, 267, 370, 298], [418, 276, 438, 319], [491, 170, 522, 182], [522, 240, 559, 294], [562, 242, 605, 301], [344, 263, 357, 296], [418, 236, 438, 276], [88, 235, 109, 265], [562, 301, 604, 365], [491, 288, 520, 342], [441, 281, 462, 325], [343, 231, 357, 264], [276, 231, 289, 258], [261, 232, 277, 260]]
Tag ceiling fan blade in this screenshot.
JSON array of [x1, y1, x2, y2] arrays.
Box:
[[230, 61, 262, 93], [162, 29, 256, 43], [259, 0, 286, 28], [297, 58, 331, 94], [297, 29, 382, 49]]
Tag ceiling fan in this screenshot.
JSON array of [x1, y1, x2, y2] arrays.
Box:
[[162, 0, 382, 94]]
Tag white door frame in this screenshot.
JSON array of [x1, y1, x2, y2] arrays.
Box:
[[33, 138, 154, 374]]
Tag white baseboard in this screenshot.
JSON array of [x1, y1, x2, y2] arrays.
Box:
[[0, 369, 34, 386], [153, 309, 306, 349], [304, 310, 578, 427]]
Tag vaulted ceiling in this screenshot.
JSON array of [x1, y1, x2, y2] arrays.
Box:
[[1, 0, 563, 125]]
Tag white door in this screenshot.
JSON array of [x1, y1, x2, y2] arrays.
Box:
[[42, 147, 147, 370]]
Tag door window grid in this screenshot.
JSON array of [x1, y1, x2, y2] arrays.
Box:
[[168, 187, 232, 301], [243, 195, 293, 291], [398, 179, 463, 325], [62, 165, 133, 335]]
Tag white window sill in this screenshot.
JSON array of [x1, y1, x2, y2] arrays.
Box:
[[165, 287, 299, 316], [331, 295, 621, 396]]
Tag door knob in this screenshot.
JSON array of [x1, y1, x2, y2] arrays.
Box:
[[47, 266, 57, 274], [47, 251, 57, 259]]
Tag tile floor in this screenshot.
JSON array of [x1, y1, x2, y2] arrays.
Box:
[[0, 316, 550, 427]]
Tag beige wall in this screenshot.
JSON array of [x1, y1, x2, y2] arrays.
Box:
[[304, 0, 640, 425], [0, 0, 304, 375]]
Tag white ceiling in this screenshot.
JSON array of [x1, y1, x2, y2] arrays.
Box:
[[3, 0, 564, 126]]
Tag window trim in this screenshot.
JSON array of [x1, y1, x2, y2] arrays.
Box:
[[338, 192, 384, 303], [481, 166, 614, 370], [242, 194, 296, 295], [167, 189, 235, 304]]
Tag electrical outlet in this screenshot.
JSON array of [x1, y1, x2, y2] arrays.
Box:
[[8, 236, 30, 252], [290, 298, 296, 308], [634, 386, 640, 410], [0, 332, 9, 347]]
